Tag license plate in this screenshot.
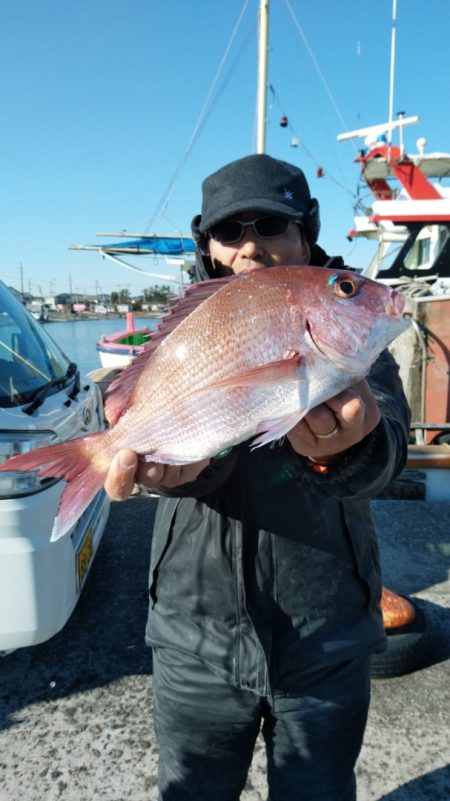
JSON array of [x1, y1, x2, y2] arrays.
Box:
[[76, 527, 94, 590]]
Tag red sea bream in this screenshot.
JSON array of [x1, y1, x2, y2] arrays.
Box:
[[0, 265, 410, 540]]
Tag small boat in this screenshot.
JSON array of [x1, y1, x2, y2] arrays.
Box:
[[27, 301, 51, 322], [96, 311, 153, 368], [71, 235, 194, 370], [339, 116, 450, 446]]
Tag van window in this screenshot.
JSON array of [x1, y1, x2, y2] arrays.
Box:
[[0, 282, 71, 407]]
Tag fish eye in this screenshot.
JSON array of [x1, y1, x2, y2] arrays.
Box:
[[334, 278, 358, 298]]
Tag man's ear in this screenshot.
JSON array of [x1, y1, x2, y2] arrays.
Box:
[[306, 198, 320, 245], [191, 214, 209, 255]]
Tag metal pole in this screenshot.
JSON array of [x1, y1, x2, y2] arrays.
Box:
[[256, 0, 270, 153], [387, 0, 397, 146]]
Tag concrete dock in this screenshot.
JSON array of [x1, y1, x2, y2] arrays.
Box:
[[1, 496, 449, 801]]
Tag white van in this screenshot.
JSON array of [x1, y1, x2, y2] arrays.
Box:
[[0, 280, 110, 653]]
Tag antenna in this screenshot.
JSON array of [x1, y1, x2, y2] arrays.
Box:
[[337, 2, 421, 148], [387, 0, 397, 145]]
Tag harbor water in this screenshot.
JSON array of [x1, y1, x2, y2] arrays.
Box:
[[46, 317, 160, 375]]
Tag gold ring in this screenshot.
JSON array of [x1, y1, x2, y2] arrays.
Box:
[[315, 425, 339, 439]]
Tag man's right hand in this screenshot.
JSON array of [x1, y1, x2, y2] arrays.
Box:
[[104, 449, 211, 501]]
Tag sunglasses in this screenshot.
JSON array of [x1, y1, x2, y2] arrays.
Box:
[[208, 215, 292, 245]]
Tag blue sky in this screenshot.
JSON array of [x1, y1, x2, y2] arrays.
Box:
[[2, 0, 449, 298]]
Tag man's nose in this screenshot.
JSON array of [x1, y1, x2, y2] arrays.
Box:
[[237, 230, 264, 257]]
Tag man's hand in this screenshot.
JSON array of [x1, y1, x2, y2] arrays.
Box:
[[287, 379, 380, 462], [104, 449, 211, 501], [104, 380, 379, 498]]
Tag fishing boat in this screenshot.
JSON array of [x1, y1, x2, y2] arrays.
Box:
[[96, 311, 153, 368], [339, 116, 450, 447], [336, 117, 450, 673]]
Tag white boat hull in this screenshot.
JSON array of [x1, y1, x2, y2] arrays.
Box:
[[97, 347, 137, 368]]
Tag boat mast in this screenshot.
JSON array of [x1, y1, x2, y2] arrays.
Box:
[[256, 0, 270, 153]]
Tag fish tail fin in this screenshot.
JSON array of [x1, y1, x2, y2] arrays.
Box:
[[0, 432, 109, 541], [50, 462, 107, 542]]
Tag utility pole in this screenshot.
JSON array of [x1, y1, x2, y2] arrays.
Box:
[[19, 262, 24, 297]]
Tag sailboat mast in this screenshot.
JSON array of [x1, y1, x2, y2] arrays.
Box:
[[256, 0, 270, 153]]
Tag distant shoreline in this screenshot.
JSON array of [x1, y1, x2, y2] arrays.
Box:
[[42, 311, 161, 323]]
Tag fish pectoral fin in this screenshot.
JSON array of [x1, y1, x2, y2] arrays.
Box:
[[251, 410, 306, 449], [186, 352, 302, 398]]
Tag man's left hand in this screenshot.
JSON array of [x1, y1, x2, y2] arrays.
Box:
[[287, 379, 380, 463]]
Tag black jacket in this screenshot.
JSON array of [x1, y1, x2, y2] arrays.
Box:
[[145, 252, 411, 695]]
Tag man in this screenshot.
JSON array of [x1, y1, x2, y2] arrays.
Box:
[[105, 154, 410, 800]]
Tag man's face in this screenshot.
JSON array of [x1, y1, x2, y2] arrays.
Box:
[[207, 212, 311, 276]]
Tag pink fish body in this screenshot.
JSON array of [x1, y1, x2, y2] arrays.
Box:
[[0, 265, 409, 540]]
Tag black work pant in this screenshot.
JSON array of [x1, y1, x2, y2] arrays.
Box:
[[152, 647, 371, 801]]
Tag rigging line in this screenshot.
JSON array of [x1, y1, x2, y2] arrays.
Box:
[[282, 0, 357, 152], [159, 209, 199, 246], [268, 85, 356, 200], [144, 0, 251, 233], [98, 22, 254, 241], [123, 24, 255, 238], [183, 25, 255, 164], [279, 3, 355, 205], [152, 25, 254, 235]]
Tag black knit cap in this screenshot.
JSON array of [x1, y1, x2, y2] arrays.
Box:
[[194, 153, 320, 245]]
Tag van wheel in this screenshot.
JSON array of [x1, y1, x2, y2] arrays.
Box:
[[370, 588, 428, 679]]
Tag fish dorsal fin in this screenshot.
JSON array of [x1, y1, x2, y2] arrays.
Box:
[[104, 276, 238, 426]]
